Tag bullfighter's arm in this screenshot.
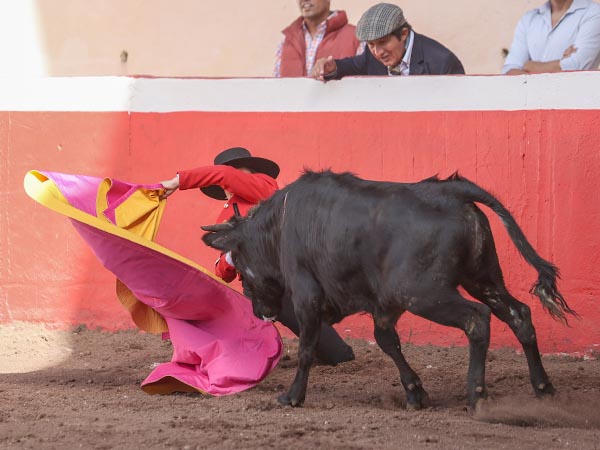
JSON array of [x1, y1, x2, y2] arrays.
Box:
[[178, 165, 278, 204]]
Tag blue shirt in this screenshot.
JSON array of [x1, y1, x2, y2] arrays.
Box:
[[502, 0, 600, 73]]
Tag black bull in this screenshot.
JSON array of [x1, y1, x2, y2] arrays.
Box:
[[202, 171, 576, 409]]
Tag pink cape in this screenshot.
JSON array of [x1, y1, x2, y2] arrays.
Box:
[[24, 170, 282, 396]]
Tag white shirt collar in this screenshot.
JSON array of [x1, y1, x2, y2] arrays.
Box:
[[536, 0, 589, 15]]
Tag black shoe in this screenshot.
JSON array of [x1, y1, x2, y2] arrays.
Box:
[[316, 345, 355, 366]]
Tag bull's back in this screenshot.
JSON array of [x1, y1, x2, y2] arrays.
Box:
[[278, 172, 472, 307]]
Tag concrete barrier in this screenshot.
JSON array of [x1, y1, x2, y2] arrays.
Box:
[[1, 74, 599, 355]]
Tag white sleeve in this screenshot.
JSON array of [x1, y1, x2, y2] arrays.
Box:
[[225, 251, 234, 267], [502, 14, 530, 74], [560, 6, 600, 70]]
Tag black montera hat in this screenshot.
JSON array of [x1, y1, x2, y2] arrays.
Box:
[[200, 147, 280, 200]]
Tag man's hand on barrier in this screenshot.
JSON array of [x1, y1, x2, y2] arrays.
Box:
[[312, 56, 337, 82]]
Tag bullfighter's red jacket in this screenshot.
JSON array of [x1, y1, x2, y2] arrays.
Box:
[[178, 165, 279, 282]]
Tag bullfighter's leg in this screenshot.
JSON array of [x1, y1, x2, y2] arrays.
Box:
[[406, 292, 491, 409], [373, 321, 429, 410], [277, 273, 323, 407], [277, 296, 355, 366], [462, 278, 555, 397]]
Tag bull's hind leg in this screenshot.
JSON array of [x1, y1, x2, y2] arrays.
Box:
[[406, 292, 492, 409], [373, 321, 429, 410], [462, 279, 555, 397]]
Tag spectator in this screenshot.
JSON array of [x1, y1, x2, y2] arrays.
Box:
[[312, 2, 464, 81], [159, 147, 355, 366], [274, 0, 361, 77], [503, 0, 600, 74]]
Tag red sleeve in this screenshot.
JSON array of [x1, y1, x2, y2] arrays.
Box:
[[215, 254, 237, 283], [178, 165, 278, 203]]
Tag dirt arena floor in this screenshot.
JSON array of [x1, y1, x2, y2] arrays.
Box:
[[1, 323, 599, 450]]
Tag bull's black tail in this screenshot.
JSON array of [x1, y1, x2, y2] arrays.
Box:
[[444, 173, 577, 325]]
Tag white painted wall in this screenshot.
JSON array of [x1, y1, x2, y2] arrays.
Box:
[[0, 0, 544, 77], [3, 73, 600, 112]]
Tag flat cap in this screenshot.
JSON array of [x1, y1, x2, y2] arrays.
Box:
[[356, 3, 407, 41]]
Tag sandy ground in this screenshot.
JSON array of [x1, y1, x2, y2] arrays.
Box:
[[1, 322, 599, 450]]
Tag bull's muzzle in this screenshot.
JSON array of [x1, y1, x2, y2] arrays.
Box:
[[252, 301, 279, 323]]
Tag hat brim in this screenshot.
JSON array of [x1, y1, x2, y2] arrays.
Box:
[[200, 185, 228, 201], [199, 156, 280, 201]]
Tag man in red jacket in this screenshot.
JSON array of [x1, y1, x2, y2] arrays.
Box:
[[160, 147, 355, 365], [274, 0, 362, 77]]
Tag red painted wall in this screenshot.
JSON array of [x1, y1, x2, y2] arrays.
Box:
[[3, 109, 600, 355]]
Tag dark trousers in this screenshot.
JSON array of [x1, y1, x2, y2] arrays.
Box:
[[243, 287, 354, 365]]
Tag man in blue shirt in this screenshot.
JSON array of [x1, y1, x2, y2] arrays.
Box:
[[503, 0, 600, 74]]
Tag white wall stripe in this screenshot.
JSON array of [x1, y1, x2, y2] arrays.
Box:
[[1, 72, 600, 112]]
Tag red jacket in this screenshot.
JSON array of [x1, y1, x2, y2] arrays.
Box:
[[280, 10, 359, 77], [178, 165, 278, 281]]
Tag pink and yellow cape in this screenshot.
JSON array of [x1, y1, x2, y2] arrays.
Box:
[[24, 170, 282, 396]]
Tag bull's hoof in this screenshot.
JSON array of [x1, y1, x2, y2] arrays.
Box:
[[405, 402, 422, 411], [277, 393, 304, 407], [534, 382, 555, 397], [469, 396, 490, 415], [405, 385, 430, 411], [467, 386, 488, 411]]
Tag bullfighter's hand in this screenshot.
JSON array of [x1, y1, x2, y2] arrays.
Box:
[[160, 175, 180, 199], [311, 56, 336, 82]]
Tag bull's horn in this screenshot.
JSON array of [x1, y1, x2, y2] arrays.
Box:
[[201, 223, 234, 232]]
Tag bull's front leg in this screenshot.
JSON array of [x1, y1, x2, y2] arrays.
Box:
[[278, 298, 321, 407]]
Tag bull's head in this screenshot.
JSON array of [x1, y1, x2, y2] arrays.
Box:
[[201, 216, 285, 321]]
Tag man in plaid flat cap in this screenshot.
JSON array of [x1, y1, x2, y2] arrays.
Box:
[[312, 2, 464, 80]]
